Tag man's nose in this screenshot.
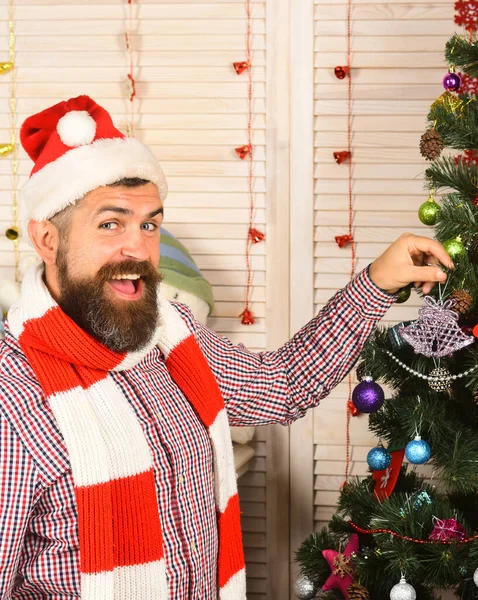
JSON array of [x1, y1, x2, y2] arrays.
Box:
[[120, 229, 150, 261]]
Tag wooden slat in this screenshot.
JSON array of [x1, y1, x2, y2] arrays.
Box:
[[0, 34, 267, 52], [1, 19, 267, 36], [14, 50, 267, 68], [315, 3, 453, 20], [8, 4, 267, 19]]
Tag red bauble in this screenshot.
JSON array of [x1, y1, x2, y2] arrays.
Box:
[[235, 144, 252, 160], [334, 151, 352, 165], [334, 66, 350, 80], [335, 234, 353, 248], [473, 195, 478, 207], [249, 227, 265, 244], [240, 308, 255, 325], [473, 324, 478, 337], [233, 61, 249, 75]]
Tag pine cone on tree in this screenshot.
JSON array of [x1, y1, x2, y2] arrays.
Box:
[[347, 583, 370, 600], [450, 289, 473, 314], [420, 128, 444, 160]]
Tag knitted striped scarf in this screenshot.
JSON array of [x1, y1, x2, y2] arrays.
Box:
[[8, 265, 246, 600]]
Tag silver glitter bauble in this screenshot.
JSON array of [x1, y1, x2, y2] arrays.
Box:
[[474, 567, 478, 587], [390, 576, 417, 600], [294, 574, 318, 599], [428, 367, 452, 392]]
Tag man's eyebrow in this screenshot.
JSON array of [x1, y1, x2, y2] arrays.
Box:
[[94, 206, 164, 218], [148, 207, 164, 219], [95, 206, 133, 217]]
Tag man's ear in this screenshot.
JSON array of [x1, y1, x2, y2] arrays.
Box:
[[28, 220, 60, 265]]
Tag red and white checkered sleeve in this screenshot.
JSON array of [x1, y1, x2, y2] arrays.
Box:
[[0, 413, 38, 596], [174, 266, 396, 426]]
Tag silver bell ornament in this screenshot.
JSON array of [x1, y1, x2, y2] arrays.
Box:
[[390, 575, 416, 600], [294, 574, 318, 599], [474, 567, 478, 587]]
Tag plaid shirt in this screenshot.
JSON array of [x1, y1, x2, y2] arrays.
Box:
[[0, 267, 393, 599]]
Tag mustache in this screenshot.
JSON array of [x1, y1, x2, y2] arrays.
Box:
[[95, 259, 162, 286]]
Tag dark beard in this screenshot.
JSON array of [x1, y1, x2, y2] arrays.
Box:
[[56, 252, 162, 353]]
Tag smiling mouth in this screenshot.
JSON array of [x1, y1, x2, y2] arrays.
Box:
[[107, 275, 143, 300]]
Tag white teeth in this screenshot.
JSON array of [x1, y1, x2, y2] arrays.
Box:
[[111, 274, 141, 280]]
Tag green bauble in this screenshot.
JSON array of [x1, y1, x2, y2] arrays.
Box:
[[396, 285, 411, 304], [443, 236, 466, 261], [418, 196, 440, 226]]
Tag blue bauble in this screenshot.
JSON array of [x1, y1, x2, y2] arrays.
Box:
[[352, 377, 385, 413], [367, 446, 392, 471], [405, 437, 431, 464]]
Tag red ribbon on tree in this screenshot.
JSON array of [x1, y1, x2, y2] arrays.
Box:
[[347, 400, 360, 417]]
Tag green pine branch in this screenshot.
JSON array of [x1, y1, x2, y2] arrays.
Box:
[[445, 34, 478, 79]]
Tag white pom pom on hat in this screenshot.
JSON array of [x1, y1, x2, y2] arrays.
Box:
[[57, 110, 97, 147]]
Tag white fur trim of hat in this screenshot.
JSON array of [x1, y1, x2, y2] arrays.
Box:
[[20, 137, 168, 230]]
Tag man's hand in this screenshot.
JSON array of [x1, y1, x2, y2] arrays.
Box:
[[368, 233, 454, 295]]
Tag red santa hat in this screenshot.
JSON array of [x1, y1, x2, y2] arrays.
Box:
[[19, 95, 168, 228]]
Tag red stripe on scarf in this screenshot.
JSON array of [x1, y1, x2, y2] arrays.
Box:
[[21, 307, 126, 371], [217, 494, 245, 588], [166, 334, 223, 427], [76, 469, 164, 574]]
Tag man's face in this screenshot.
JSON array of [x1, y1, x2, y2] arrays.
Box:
[[54, 182, 164, 352]]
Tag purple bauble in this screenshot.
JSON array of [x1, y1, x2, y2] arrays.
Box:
[[442, 71, 461, 92], [352, 376, 385, 413]]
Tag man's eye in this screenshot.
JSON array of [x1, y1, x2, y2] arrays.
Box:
[[100, 222, 118, 230], [141, 222, 158, 231]]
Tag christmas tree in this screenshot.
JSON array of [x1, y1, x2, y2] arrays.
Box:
[[295, 34, 478, 600]]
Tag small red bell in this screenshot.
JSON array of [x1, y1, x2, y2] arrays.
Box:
[[333, 151, 352, 165], [335, 234, 353, 248], [233, 61, 250, 75], [347, 400, 360, 417], [235, 144, 252, 160], [249, 228, 265, 244], [334, 66, 350, 80], [240, 308, 255, 325]]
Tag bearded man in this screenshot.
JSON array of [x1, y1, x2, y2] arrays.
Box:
[[0, 96, 452, 599]]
